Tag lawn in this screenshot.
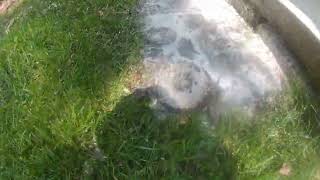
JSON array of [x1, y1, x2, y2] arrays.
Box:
[[0, 0, 319, 179]]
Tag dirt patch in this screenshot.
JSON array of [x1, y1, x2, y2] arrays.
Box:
[[0, 0, 18, 14]]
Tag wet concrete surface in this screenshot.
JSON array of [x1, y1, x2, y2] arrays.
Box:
[[139, 0, 293, 118]]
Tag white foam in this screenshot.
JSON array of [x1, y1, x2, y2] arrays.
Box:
[[141, 0, 285, 113]]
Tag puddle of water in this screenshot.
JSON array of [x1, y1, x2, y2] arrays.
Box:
[[140, 0, 286, 117]]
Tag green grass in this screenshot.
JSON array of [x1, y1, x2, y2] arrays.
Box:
[[0, 0, 143, 178], [217, 82, 320, 179], [0, 0, 320, 179]]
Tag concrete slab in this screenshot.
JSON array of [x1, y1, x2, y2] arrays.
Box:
[[229, 0, 320, 91], [138, 0, 296, 118], [289, 0, 320, 31]]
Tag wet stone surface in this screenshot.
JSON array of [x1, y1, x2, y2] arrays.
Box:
[[178, 38, 199, 59], [144, 45, 164, 58], [145, 27, 177, 45], [184, 14, 206, 30], [139, 0, 295, 118], [145, 61, 218, 110]]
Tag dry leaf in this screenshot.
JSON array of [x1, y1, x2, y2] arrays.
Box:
[[279, 163, 292, 176], [0, 0, 17, 14], [314, 168, 320, 180]]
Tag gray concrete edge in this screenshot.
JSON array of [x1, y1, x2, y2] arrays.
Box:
[[227, 0, 320, 92]]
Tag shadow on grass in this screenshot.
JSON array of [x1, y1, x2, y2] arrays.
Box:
[[93, 92, 237, 179], [0, 0, 144, 178], [1, 0, 319, 179]]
